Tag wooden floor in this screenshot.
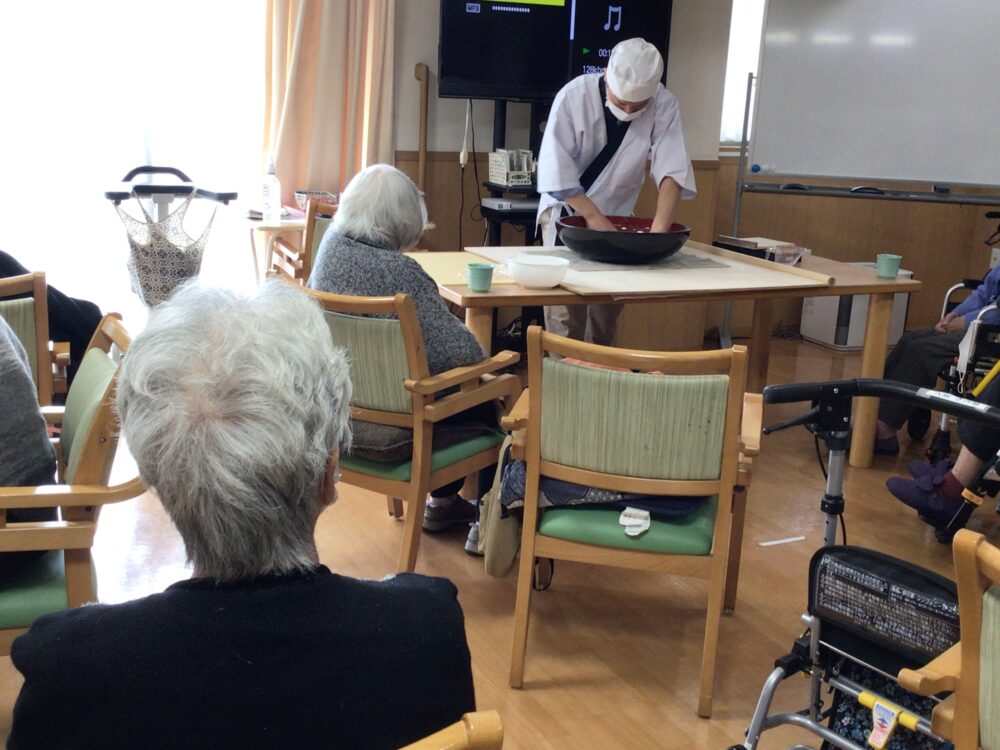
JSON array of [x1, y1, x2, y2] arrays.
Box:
[[2, 338, 996, 748]]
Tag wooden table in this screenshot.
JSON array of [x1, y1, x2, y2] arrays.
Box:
[[409, 243, 922, 468]]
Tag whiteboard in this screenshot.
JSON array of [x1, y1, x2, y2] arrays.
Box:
[[749, 0, 1000, 187]]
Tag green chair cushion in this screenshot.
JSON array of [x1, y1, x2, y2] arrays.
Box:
[[341, 431, 504, 483], [0, 298, 39, 387], [537, 496, 718, 555], [62, 348, 117, 484], [0, 551, 72, 630]]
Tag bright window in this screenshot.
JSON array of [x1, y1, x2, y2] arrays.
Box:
[[0, 1, 265, 328], [720, 0, 766, 144]]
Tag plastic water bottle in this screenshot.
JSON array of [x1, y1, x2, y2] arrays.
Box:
[[262, 156, 282, 222]]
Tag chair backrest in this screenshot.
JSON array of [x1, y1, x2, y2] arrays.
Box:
[[304, 200, 337, 268], [59, 315, 131, 485], [305, 288, 431, 421], [952, 529, 1000, 750], [0, 272, 52, 405], [526, 326, 747, 496], [400, 710, 503, 750], [269, 200, 336, 284]]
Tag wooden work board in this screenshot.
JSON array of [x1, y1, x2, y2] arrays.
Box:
[[468, 240, 834, 297]]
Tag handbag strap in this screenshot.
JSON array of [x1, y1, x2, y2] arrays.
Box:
[[578, 76, 632, 192]]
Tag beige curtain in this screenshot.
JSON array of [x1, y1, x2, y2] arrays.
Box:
[[265, 0, 395, 200]]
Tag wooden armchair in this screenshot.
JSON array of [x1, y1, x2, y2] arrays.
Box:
[[0, 272, 60, 404], [271, 199, 337, 283], [505, 326, 760, 718], [306, 289, 520, 572], [400, 710, 503, 750], [899, 529, 1000, 749], [0, 314, 145, 653]]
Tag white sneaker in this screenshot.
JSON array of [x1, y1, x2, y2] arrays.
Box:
[[464, 522, 483, 556]]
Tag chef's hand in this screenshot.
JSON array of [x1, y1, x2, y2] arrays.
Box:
[[934, 312, 966, 334], [650, 216, 671, 233], [564, 194, 616, 232], [585, 213, 617, 232]]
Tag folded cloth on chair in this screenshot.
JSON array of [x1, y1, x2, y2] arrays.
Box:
[[499, 459, 705, 519]]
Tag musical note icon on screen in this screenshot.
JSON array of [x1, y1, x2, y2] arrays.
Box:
[[603, 5, 622, 31]]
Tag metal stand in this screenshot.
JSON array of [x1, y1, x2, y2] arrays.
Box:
[[719, 72, 757, 349]]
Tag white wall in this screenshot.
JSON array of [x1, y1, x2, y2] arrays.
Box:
[[393, 0, 733, 159], [666, 0, 732, 161]]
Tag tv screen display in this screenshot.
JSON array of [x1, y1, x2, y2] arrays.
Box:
[[439, 0, 671, 103]]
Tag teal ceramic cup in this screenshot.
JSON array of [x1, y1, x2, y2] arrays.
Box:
[[876, 253, 902, 278], [466, 263, 494, 292]]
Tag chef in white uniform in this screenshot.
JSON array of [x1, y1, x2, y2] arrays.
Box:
[[536, 37, 696, 345]]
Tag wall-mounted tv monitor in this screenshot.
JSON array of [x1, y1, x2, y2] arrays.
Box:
[[438, 0, 672, 103]]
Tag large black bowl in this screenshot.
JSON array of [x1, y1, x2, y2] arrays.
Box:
[[556, 215, 691, 264]]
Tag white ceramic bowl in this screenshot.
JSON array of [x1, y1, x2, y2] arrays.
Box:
[[506, 255, 570, 289]]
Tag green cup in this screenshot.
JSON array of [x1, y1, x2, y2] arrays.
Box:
[[467, 263, 494, 292], [876, 253, 902, 278]]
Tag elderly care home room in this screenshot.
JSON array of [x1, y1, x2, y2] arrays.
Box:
[[1, 0, 999, 748]]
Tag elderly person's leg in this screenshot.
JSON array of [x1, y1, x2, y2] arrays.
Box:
[[875, 327, 966, 453], [887, 375, 1000, 525], [544, 304, 588, 341], [423, 402, 499, 535], [585, 303, 624, 346]]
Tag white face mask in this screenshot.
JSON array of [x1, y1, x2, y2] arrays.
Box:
[[606, 98, 643, 123]]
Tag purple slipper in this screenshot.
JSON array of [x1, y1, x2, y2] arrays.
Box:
[[906, 458, 954, 481], [886, 475, 963, 518]]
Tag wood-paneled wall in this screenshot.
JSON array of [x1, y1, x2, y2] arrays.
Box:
[[715, 159, 1000, 330]]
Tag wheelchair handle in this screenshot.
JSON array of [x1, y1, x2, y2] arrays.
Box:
[[763, 378, 1000, 430]]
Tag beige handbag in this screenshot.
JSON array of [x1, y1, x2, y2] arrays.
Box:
[[479, 435, 520, 577]]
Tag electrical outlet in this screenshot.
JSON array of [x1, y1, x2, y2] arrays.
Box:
[[992, 247, 1000, 269]]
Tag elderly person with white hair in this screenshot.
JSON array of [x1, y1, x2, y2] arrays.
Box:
[[8, 280, 476, 750], [309, 164, 494, 549]]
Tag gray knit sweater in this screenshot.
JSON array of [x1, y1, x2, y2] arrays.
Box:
[[308, 231, 485, 376], [0, 318, 56, 488]]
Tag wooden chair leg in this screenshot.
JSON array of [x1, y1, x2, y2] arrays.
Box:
[[509, 542, 538, 688], [64, 549, 96, 608], [697, 554, 729, 718], [398, 490, 428, 573], [724, 486, 748, 614], [386, 496, 404, 518]]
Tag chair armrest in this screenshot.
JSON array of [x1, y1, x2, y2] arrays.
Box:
[[51, 350, 71, 366], [500, 390, 529, 432], [40, 405, 65, 426], [0, 477, 146, 509], [898, 643, 961, 695], [405, 351, 520, 395], [740, 393, 763, 458], [424, 373, 520, 423]]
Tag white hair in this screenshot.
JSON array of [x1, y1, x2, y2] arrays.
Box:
[[332, 163, 428, 251], [116, 279, 352, 582]]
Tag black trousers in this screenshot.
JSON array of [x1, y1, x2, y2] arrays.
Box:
[[431, 402, 498, 500], [958, 375, 1000, 462], [0, 250, 103, 386], [879, 327, 966, 428]]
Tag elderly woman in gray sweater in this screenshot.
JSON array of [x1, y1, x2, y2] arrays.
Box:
[[308, 164, 491, 550]]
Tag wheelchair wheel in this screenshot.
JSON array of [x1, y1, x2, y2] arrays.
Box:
[[906, 408, 932, 440]]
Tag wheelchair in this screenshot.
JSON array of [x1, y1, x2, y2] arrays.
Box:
[[908, 210, 1000, 462], [730, 379, 1000, 750]]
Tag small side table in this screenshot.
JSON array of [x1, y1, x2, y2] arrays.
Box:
[[247, 217, 307, 281]]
